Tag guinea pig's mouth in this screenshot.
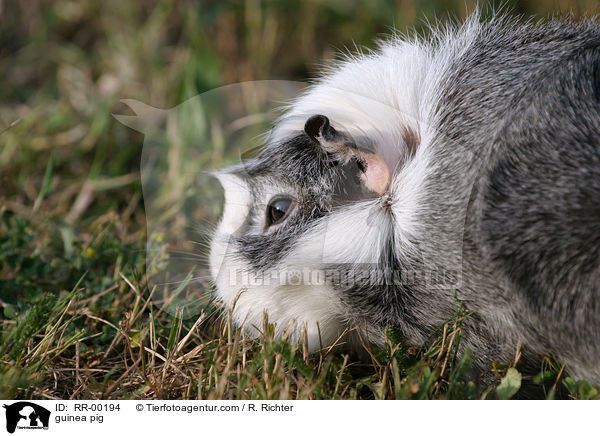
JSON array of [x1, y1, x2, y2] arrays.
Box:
[[209, 254, 354, 350]]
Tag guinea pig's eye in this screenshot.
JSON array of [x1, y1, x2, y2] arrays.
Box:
[[266, 197, 294, 227]]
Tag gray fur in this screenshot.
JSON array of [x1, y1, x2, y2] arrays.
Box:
[[407, 16, 600, 382]]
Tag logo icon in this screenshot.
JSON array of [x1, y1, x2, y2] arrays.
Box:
[[3, 402, 50, 433]]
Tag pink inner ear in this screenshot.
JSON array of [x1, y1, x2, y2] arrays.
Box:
[[359, 152, 391, 196]]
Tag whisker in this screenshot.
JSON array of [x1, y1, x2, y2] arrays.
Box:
[[151, 275, 214, 287]]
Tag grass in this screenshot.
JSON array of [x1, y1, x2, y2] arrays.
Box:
[[2, 0, 600, 400]]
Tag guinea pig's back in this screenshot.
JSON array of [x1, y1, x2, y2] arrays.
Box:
[[434, 17, 600, 377]]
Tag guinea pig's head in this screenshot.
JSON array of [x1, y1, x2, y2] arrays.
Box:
[[209, 113, 414, 351]]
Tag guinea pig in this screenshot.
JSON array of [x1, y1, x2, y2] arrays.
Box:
[[209, 13, 600, 384]]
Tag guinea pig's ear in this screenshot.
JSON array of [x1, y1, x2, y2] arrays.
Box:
[[304, 115, 345, 153], [304, 114, 391, 196]]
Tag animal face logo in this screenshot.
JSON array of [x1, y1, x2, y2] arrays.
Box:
[[114, 81, 305, 319], [114, 80, 466, 329], [3, 402, 50, 433]]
